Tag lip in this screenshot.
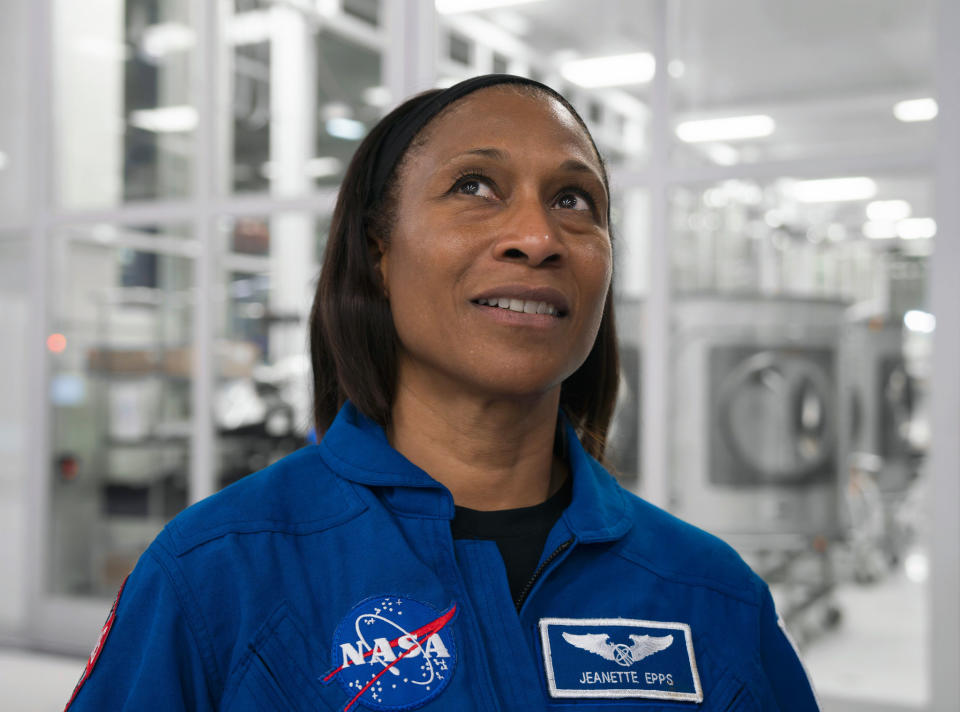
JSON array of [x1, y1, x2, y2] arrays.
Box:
[[469, 285, 571, 316]]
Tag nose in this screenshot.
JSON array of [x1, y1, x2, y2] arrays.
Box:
[[493, 195, 567, 267]]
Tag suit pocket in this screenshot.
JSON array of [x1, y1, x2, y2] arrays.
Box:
[[223, 602, 342, 712]]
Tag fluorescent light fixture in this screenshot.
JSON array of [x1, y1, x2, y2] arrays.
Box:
[[228, 10, 273, 45], [897, 217, 936, 240], [706, 143, 740, 166], [904, 310, 936, 334], [363, 86, 392, 108], [866, 199, 911, 221], [0, 150, 8, 171], [304, 157, 343, 178], [894, 98, 938, 122], [326, 117, 365, 140], [676, 115, 774, 143], [141, 22, 194, 59], [436, 0, 546, 13], [129, 105, 198, 133], [561, 53, 655, 88], [863, 220, 897, 239], [792, 176, 876, 203]]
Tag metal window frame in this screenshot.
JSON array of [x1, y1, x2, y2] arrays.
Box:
[[10, 1, 959, 708]]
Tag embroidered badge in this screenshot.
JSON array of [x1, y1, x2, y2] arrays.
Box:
[[63, 575, 129, 711], [323, 595, 458, 711], [539, 617, 703, 703]]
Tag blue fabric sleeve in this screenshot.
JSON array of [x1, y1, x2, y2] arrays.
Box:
[[65, 547, 216, 711], [757, 583, 822, 712]]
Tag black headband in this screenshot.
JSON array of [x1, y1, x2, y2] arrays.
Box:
[[368, 74, 562, 203]]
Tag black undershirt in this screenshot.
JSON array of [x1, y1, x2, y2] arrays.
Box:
[[450, 475, 573, 605]]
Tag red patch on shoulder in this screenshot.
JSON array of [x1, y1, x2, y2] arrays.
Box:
[[63, 575, 129, 711]]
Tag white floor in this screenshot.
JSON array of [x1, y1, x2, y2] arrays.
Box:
[[0, 648, 85, 712], [803, 570, 929, 710], [0, 573, 928, 712]]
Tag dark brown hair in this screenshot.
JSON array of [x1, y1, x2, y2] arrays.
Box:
[[309, 80, 620, 460]]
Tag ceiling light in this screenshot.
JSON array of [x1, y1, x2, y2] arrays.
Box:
[[863, 220, 897, 239], [894, 98, 938, 123], [866, 199, 911, 221], [560, 53, 655, 88], [129, 105, 198, 133], [904, 310, 935, 334], [706, 143, 740, 166], [668, 60, 685, 78], [676, 115, 774, 143], [792, 177, 876, 203], [436, 0, 546, 13], [0, 150, 8, 171], [897, 217, 936, 240], [326, 117, 365, 140], [363, 86, 392, 108], [227, 10, 272, 45], [141, 22, 194, 59]]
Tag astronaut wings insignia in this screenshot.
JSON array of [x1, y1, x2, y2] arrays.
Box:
[[561, 632, 674, 666]]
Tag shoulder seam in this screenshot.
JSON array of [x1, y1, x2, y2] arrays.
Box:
[[146, 543, 225, 692], [611, 547, 761, 607], [168, 477, 368, 556]]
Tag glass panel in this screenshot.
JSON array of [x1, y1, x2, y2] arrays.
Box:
[[670, 0, 936, 167], [0, 235, 30, 625], [48, 226, 195, 597], [436, 0, 655, 170], [52, 0, 195, 208], [668, 174, 932, 707], [607, 188, 650, 487], [224, 2, 384, 194], [0, 1, 30, 220], [213, 213, 327, 489]]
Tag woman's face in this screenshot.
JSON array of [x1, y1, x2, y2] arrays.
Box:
[[379, 87, 612, 401]]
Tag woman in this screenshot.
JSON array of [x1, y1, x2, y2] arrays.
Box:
[[67, 75, 819, 711]]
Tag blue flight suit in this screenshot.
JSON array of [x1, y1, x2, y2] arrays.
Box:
[[66, 401, 820, 711]]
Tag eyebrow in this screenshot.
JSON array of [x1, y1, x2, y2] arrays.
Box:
[[450, 149, 603, 181]]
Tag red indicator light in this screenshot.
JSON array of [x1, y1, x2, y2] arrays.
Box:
[[47, 333, 67, 353]]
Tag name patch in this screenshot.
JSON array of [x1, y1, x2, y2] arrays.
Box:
[[539, 617, 703, 702], [323, 595, 457, 711]]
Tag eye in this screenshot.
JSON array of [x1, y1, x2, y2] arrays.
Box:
[[452, 173, 497, 200], [553, 190, 593, 212]]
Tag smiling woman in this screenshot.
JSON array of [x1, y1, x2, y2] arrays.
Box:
[[66, 76, 820, 712]]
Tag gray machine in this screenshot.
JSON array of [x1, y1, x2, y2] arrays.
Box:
[[671, 295, 847, 547], [670, 295, 848, 639], [840, 317, 924, 578]]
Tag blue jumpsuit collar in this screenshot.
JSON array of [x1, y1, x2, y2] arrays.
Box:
[[318, 401, 632, 542]]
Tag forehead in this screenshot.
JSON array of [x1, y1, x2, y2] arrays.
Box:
[[408, 87, 601, 168]]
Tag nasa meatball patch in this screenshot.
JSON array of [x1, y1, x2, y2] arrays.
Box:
[[539, 617, 703, 702], [323, 595, 457, 711]]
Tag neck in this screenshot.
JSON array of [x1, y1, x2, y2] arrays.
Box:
[[387, 374, 566, 511]]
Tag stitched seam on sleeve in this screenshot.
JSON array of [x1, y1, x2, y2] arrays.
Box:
[[147, 546, 225, 692], [611, 547, 761, 606]]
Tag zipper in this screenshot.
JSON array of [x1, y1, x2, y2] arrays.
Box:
[[514, 537, 574, 611]]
